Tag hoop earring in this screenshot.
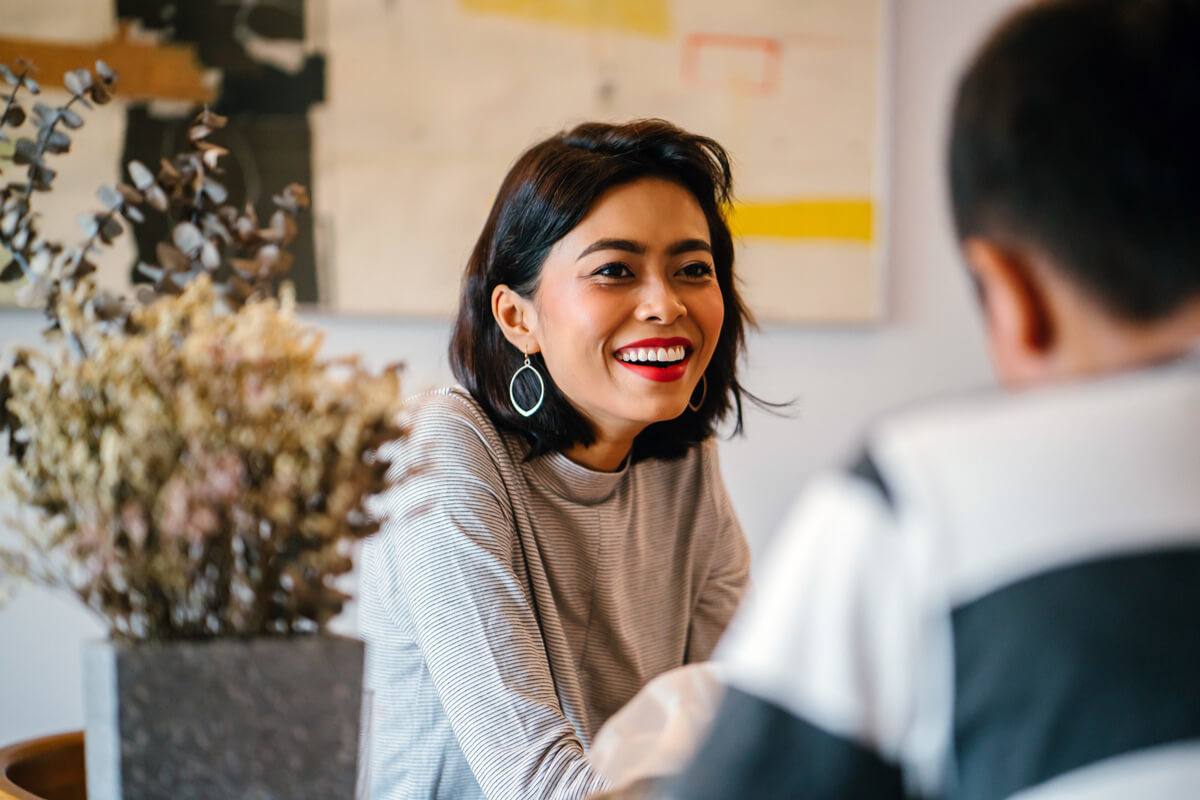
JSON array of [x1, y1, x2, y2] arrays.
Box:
[[509, 351, 545, 417], [688, 374, 707, 412]]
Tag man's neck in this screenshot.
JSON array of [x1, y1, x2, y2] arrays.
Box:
[[1059, 296, 1200, 380]]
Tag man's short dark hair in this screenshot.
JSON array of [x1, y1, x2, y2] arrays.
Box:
[[949, 0, 1200, 322], [450, 119, 755, 463]]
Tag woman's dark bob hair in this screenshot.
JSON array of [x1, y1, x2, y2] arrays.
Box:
[[450, 118, 754, 463]]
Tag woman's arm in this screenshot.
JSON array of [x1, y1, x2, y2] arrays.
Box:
[[368, 396, 610, 799], [685, 441, 751, 663]]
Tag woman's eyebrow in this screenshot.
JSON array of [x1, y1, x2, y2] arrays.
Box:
[[668, 238, 712, 255], [577, 238, 645, 260], [576, 238, 713, 260]]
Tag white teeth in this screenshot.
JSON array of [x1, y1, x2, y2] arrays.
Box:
[[616, 345, 688, 364]]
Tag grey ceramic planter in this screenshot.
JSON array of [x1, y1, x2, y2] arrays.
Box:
[[83, 634, 364, 800]]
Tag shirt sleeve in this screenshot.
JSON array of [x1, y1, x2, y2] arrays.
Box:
[[685, 441, 751, 664], [669, 456, 923, 799], [368, 395, 610, 800]]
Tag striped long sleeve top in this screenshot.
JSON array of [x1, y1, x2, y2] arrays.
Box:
[[359, 387, 750, 800]]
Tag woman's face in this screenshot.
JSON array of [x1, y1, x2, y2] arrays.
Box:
[[528, 177, 725, 443]]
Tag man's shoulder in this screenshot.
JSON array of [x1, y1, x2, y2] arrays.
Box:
[[869, 363, 1199, 474]]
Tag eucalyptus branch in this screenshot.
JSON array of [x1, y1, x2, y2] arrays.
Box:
[[0, 66, 32, 140], [21, 93, 81, 199]]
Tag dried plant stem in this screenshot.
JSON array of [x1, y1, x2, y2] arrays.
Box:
[[0, 67, 30, 135], [23, 92, 83, 200], [75, 206, 118, 267]]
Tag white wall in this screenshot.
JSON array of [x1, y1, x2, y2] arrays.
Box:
[[0, 0, 1017, 746]]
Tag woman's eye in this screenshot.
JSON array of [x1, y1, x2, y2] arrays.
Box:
[[593, 262, 634, 278], [679, 261, 715, 279]]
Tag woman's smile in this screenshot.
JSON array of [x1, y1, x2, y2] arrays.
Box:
[[613, 337, 693, 382]]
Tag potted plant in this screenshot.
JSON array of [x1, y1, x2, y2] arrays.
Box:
[[0, 59, 404, 799]]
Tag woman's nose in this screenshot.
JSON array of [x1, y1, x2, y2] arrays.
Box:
[[635, 278, 686, 323]]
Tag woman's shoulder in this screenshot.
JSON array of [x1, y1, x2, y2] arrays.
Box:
[[402, 385, 490, 429], [391, 385, 522, 471]]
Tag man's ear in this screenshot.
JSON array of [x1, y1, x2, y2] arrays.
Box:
[[962, 237, 1057, 387], [491, 284, 541, 355]]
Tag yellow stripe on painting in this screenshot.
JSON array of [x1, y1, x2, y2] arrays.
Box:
[[458, 0, 670, 38], [727, 199, 875, 243]]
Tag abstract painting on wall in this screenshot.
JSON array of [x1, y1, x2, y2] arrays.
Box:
[[2, 0, 889, 323]]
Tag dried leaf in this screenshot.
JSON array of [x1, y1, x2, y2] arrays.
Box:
[[95, 60, 117, 83], [271, 210, 298, 245], [123, 205, 145, 224], [200, 240, 222, 270], [66, 257, 97, 282], [157, 273, 184, 295], [24, 77, 40, 94], [116, 183, 143, 205], [128, 160, 155, 191], [273, 184, 310, 212], [0, 65, 14, 86], [256, 245, 293, 277], [198, 142, 228, 171], [29, 164, 56, 191], [202, 179, 227, 204], [159, 158, 181, 183], [44, 130, 71, 155], [63, 68, 92, 97], [201, 213, 232, 244], [156, 242, 191, 273], [145, 185, 169, 212], [135, 262, 163, 282], [28, 248, 51, 276], [87, 82, 112, 106], [194, 108, 228, 130], [31, 102, 55, 125], [76, 214, 99, 238], [97, 185, 123, 211], [13, 137, 37, 165], [14, 273, 52, 307], [0, 259, 22, 282], [98, 216, 123, 244], [58, 108, 83, 129], [3, 104, 25, 127], [172, 221, 204, 256], [89, 289, 123, 320], [229, 257, 258, 277]]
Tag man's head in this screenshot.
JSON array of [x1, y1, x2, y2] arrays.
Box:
[[949, 0, 1200, 387]]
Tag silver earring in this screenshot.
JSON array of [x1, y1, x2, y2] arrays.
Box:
[[688, 374, 707, 412], [509, 351, 545, 417]]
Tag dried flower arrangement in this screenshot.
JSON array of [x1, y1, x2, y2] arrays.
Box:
[[0, 59, 405, 641]]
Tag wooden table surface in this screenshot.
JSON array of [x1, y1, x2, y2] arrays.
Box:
[[0, 731, 85, 800]]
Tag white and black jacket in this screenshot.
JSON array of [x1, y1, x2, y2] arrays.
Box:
[[671, 351, 1200, 800]]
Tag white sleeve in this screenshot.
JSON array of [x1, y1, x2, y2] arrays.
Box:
[[717, 469, 921, 759], [668, 465, 936, 799]]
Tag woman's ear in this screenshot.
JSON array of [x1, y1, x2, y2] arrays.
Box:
[[491, 284, 541, 355], [962, 237, 1057, 387]]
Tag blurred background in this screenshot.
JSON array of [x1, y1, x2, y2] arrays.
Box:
[[0, 0, 1014, 745]]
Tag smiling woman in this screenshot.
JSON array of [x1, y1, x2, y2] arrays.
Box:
[[359, 119, 756, 800]]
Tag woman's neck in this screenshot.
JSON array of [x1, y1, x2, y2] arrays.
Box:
[[564, 434, 634, 472]]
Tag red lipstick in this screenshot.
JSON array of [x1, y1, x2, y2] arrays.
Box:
[[613, 337, 694, 383]]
